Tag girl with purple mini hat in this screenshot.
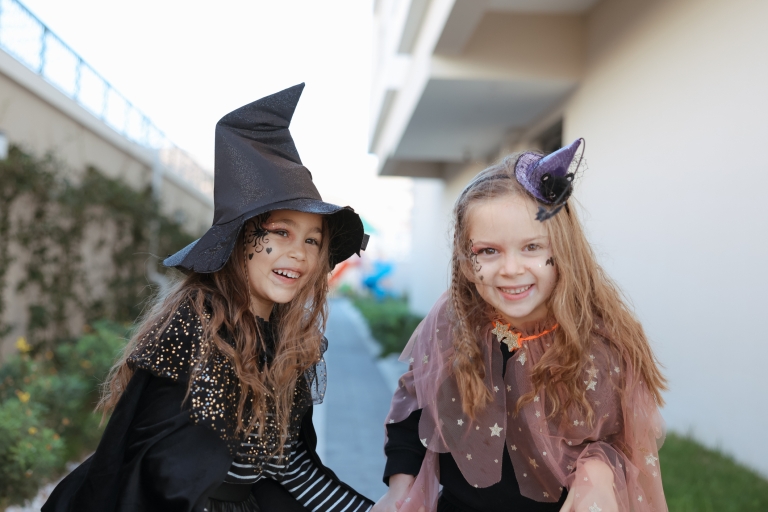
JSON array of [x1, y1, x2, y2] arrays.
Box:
[[373, 141, 669, 512], [42, 84, 374, 512]]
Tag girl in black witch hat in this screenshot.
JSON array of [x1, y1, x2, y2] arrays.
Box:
[[43, 84, 373, 512]]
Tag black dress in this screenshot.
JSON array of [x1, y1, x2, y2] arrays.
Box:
[[384, 342, 567, 512], [43, 302, 373, 512]]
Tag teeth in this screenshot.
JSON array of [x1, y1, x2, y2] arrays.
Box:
[[501, 285, 532, 294], [274, 269, 300, 279]]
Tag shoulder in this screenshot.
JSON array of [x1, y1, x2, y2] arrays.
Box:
[[127, 300, 211, 381]]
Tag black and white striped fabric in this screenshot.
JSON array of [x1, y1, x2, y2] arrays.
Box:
[[223, 440, 371, 512], [276, 442, 372, 512]]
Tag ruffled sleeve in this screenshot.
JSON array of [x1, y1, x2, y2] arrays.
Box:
[[563, 341, 667, 512]]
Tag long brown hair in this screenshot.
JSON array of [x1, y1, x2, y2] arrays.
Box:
[[99, 214, 332, 454], [449, 153, 666, 421]]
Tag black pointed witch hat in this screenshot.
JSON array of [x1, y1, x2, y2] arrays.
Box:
[[163, 83, 366, 273]]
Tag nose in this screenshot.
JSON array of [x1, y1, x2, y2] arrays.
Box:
[[500, 253, 526, 277], [287, 238, 307, 262]]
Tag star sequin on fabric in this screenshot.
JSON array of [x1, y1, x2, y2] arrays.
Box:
[[490, 423, 503, 437], [492, 322, 520, 351], [127, 300, 317, 481], [589, 503, 602, 512]]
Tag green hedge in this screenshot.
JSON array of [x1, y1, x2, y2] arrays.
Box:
[[0, 322, 128, 507], [351, 295, 423, 358]]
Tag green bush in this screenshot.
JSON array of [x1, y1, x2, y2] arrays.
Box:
[[351, 295, 423, 357], [0, 321, 128, 507]]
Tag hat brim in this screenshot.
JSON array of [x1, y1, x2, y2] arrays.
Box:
[[163, 198, 364, 273]]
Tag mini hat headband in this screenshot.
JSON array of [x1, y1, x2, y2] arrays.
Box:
[[458, 138, 585, 222], [515, 138, 585, 221]]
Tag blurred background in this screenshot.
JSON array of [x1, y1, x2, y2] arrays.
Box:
[[0, 0, 767, 510]]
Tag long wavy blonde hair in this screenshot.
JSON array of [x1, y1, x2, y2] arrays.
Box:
[[449, 153, 666, 422], [99, 214, 331, 455]]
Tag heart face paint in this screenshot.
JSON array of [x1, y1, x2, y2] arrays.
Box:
[[244, 210, 324, 319]]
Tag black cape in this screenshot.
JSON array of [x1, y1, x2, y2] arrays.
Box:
[[43, 305, 369, 512]]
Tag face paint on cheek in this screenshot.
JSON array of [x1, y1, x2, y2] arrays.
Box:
[[545, 257, 555, 266], [468, 239, 482, 273], [266, 247, 272, 254]]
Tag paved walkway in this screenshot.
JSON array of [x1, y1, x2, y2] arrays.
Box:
[[317, 297, 402, 503]]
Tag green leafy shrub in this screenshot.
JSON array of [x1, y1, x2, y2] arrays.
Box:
[[0, 321, 128, 507], [351, 295, 423, 357]]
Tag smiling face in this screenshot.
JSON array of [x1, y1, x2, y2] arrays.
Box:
[[466, 195, 558, 327], [243, 209, 324, 319]]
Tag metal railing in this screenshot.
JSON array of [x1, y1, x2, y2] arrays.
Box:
[[0, 0, 214, 199]]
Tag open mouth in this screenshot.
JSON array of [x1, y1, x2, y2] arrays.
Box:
[[272, 269, 301, 279], [499, 284, 533, 296]]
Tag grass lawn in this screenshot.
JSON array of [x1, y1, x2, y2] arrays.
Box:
[[660, 433, 768, 511]]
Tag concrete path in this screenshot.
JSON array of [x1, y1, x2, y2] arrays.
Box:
[[316, 297, 406, 503]]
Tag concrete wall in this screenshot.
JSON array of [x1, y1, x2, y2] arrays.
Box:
[[0, 48, 214, 356], [0, 49, 213, 235], [563, 0, 768, 475]]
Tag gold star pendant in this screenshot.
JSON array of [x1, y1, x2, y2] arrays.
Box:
[[492, 322, 520, 351]]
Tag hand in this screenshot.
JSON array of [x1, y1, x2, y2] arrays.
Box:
[[559, 460, 618, 512], [372, 474, 419, 512]]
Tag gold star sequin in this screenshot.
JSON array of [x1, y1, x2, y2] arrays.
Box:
[[492, 322, 520, 351]]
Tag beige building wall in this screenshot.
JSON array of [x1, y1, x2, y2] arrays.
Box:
[[0, 48, 214, 356], [563, 0, 768, 474], [0, 49, 213, 235]]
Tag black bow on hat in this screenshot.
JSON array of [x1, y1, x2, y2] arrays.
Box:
[[163, 83, 367, 273]]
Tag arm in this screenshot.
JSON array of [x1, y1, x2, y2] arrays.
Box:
[[373, 410, 426, 512]]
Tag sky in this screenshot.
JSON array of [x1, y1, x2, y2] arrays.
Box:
[[17, 0, 413, 261]]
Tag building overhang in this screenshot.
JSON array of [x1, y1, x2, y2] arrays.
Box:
[[371, 0, 591, 178]]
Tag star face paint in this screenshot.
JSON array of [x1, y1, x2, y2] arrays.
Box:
[[466, 196, 558, 327], [243, 209, 323, 319]]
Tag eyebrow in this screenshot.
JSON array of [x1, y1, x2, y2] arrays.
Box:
[[471, 235, 548, 246], [266, 218, 322, 234]]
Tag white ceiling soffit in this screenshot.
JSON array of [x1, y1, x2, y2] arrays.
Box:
[[394, 78, 574, 163], [487, 0, 599, 13]]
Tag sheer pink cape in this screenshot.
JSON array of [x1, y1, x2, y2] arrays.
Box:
[[385, 293, 667, 512]]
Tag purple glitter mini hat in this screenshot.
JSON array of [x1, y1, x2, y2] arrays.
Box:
[[515, 138, 585, 221]]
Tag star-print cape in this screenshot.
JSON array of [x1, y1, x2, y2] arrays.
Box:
[[385, 293, 667, 512]]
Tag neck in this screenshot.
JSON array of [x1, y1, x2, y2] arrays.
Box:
[[250, 295, 273, 321]]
